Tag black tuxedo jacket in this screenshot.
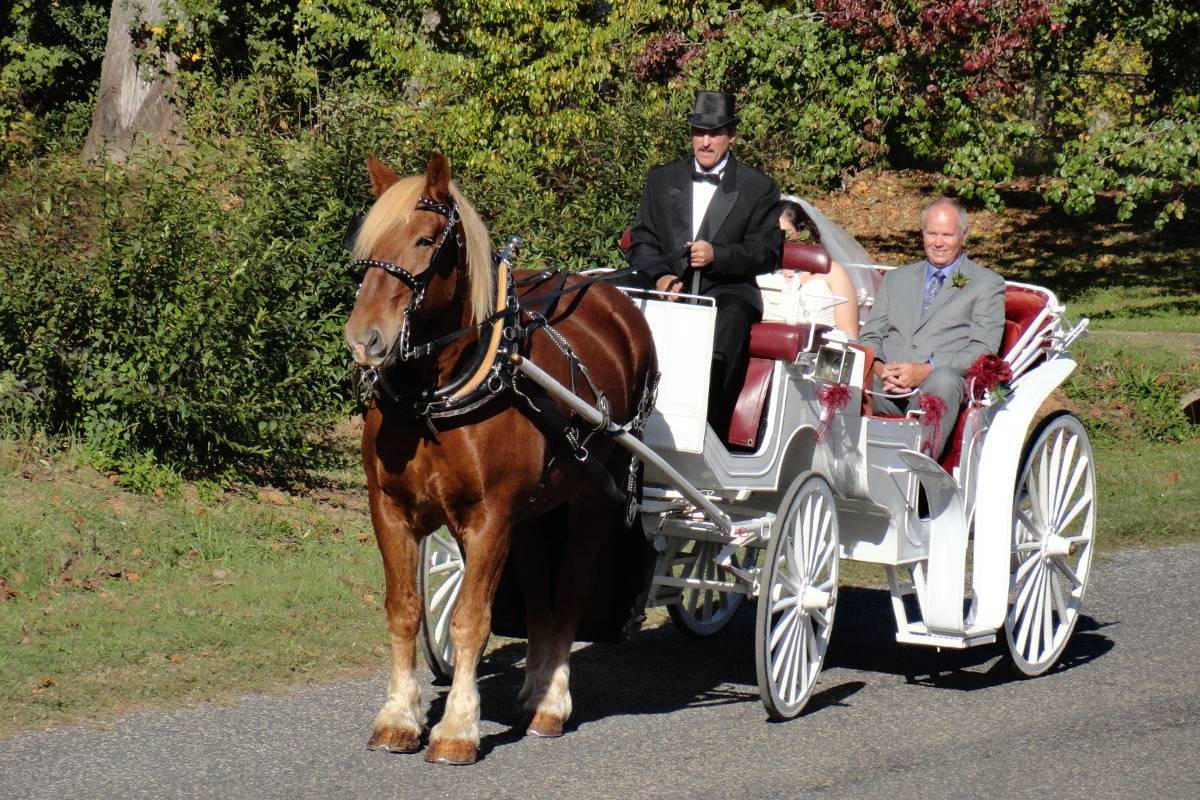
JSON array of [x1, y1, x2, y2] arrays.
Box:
[[628, 154, 782, 308]]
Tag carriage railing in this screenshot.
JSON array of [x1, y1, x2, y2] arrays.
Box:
[[999, 281, 1089, 388]]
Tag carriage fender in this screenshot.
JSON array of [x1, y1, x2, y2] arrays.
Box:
[[971, 357, 1077, 632]]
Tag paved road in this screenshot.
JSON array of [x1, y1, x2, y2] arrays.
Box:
[[3, 546, 1198, 799]]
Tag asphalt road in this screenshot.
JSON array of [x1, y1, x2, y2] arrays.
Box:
[[3, 545, 1198, 800]]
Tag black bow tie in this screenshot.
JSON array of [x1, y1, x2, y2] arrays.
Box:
[[692, 170, 722, 185]]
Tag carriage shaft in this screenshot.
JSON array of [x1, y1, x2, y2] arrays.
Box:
[[513, 356, 734, 535]]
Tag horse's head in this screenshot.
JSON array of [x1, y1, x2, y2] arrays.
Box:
[[344, 153, 492, 367]]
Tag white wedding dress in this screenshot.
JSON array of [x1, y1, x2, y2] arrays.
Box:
[[758, 272, 838, 326]]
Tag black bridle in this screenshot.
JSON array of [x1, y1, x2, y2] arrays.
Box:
[[347, 195, 463, 363]]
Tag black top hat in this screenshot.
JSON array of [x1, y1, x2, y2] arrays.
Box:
[[686, 91, 738, 130]]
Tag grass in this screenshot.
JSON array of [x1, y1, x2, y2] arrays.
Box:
[[1072, 286, 1200, 333], [0, 443, 387, 738], [1093, 436, 1199, 547]]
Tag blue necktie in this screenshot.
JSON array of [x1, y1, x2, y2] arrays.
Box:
[[923, 270, 946, 312]]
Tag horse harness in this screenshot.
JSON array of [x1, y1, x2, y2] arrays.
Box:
[[347, 195, 660, 517]]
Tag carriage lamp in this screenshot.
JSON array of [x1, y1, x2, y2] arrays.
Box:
[[813, 345, 853, 386]]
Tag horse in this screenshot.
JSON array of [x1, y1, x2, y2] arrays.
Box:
[[343, 153, 657, 764]]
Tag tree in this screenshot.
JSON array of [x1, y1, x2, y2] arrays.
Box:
[[82, 0, 185, 163]]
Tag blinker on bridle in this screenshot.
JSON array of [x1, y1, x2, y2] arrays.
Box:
[[347, 195, 463, 362]]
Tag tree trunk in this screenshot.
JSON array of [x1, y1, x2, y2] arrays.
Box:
[[82, 0, 185, 163]]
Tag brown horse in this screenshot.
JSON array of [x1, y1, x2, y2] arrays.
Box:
[[344, 153, 656, 764]]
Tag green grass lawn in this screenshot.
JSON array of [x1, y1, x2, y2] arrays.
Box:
[[0, 447, 387, 737]]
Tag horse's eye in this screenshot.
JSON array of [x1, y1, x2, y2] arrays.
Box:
[[417, 237, 434, 248]]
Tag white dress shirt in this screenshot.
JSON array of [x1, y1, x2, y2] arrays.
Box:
[[691, 155, 729, 238]]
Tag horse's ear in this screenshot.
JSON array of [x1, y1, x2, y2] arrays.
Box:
[[425, 152, 451, 203], [367, 153, 400, 198]]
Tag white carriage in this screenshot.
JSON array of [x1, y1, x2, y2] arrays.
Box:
[[419, 238, 1096, 721]]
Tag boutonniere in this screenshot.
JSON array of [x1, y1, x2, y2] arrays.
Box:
[[951, 272, 969, 289]]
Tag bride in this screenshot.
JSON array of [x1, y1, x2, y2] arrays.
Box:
[[757, 198, 860, 339]]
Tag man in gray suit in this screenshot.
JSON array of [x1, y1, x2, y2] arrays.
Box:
[[859, 198, 1006, 456]]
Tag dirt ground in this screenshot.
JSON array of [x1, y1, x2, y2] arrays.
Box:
[[808, 170, 1199, 298]]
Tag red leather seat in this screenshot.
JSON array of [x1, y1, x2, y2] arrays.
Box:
[[749, 321, 831, 361], [726, 357, 775, 448], [1002, 285, 1049, 357], [940, 286, 1051, 472], [781, 241, 831, 274]]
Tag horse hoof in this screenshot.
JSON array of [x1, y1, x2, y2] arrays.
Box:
[[368, 727, 421, 754], [425, 740, 478, 765], [527, 712, 565, 738]]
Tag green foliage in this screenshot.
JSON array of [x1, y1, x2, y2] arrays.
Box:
[[0, 0, 109, 167], [1046, 101, 1200, 227], [1063, 338, 1199, 445], [0, 139, 357, 478]]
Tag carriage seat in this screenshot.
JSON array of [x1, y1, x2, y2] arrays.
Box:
[[726, 243, 835, 448], [614, 228, 836, 449], [1001, 284, 1050, 359]]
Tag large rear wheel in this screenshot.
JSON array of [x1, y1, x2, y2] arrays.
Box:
[[418, 530, 463, 681], [755, 472, 839, 720], [1005, 413, 1096, 676]]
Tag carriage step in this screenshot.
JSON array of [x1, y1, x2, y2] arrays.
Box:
[[894, 628, 997, 649]]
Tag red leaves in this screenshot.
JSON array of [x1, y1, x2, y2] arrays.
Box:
[[633, 31, 705, 83], [817, 0, 1057, 101], [966, 352, 1013, 400]]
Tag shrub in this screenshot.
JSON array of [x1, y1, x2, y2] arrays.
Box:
[[0, 137, 359, 477]]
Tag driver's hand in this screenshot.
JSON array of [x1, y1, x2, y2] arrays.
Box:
[[686, 240, 714, 269], [656, 274, 684, 300]]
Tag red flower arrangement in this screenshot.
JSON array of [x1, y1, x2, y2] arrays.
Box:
[[919, 393, 947, 456], [965, 353, 1013, 402], [816, 382, 852, 443]]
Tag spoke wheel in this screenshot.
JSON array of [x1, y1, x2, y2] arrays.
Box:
[[666, 539, 752, 637], [756, 472, 839, 720], [1005, 413, 1096, 676], [418, 530, 463, 681]]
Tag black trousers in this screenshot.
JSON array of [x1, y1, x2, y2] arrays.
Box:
[[617, 271, 760, 434], [707, 292, 759, 434]]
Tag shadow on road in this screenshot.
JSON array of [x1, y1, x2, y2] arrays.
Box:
[[828, 587, 1115, 689], [425, 585, 1114, 759]]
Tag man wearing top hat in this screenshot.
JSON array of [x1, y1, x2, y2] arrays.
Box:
[[627, 90, 783, 434]]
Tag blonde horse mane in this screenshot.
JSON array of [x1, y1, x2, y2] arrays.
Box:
[[352, 174, 494, 325]]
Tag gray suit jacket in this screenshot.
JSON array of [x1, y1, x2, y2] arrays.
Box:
[[859, 256, 1006, 373]]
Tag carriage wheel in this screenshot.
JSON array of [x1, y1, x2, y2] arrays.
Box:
[[418, 530, 463, 681], [1005, 412, 1096, 676], [666, 539, 752, 637], [755, 472, 839, 720]]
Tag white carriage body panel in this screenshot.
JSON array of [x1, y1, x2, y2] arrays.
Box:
[[635, 296, 716, 454], [835, 415, 929, 564], [969, 356, 1078, 632], [635, 296, 865, 495]]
